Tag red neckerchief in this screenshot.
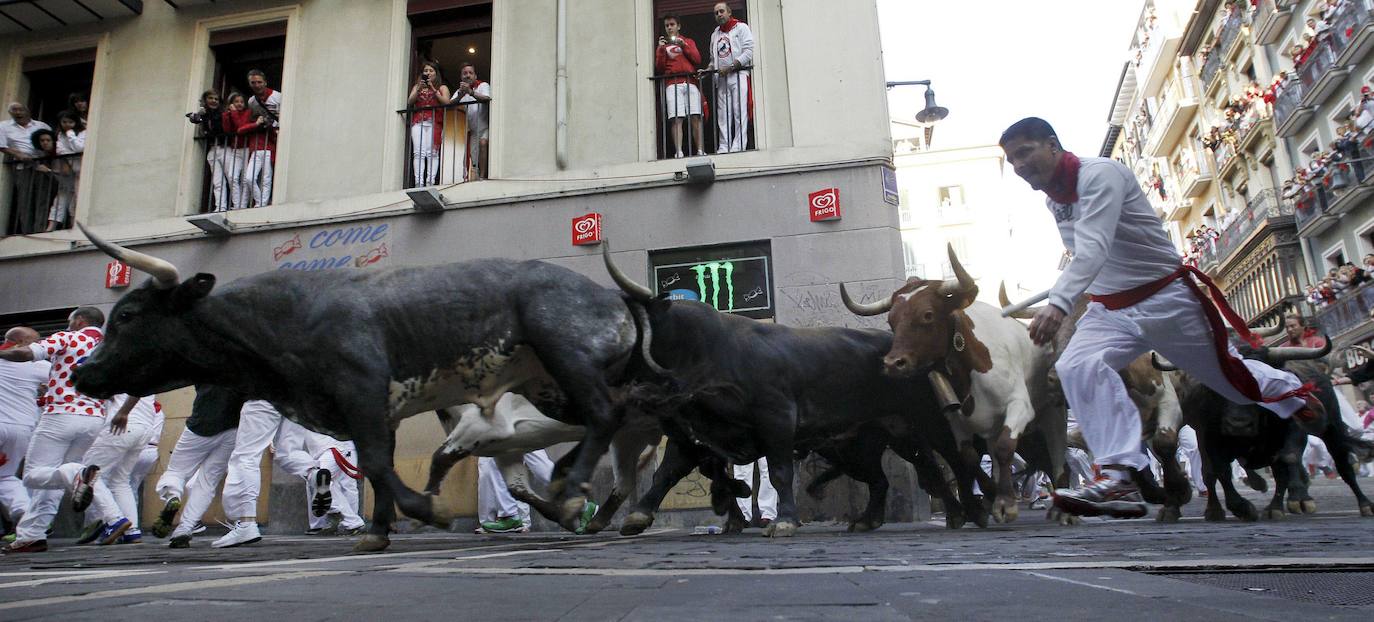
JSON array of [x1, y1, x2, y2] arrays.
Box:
[[0, 341, 14, 350], [1045, 151, 1081, 205], [719, 17, 741, 33]]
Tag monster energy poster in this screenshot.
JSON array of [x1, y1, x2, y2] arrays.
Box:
[[651, 242, 773, 319]]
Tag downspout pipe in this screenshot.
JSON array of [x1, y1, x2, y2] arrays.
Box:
[[555, 0, 569, 169]]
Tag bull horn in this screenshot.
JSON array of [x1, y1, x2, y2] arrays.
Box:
[[77, 221, 180, 289], [600, 241, 654, 302], [1266, 334, 1333, 363], [938, 243, 976, 298], [998, 282, 1040, 320], [1151, 352, 1179, 372], [839, 282, 892, 316], [1347, 344, 1374, 360], [1250, 322, 1285, 338]]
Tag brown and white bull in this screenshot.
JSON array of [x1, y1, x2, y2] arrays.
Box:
[[841, 246, 1064, 524]]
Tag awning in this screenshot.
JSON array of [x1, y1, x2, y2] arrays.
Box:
[[0, 0, 143, 35]]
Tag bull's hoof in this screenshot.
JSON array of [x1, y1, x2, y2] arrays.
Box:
[[558, 496, 588, 532], [990, 498, 1019, 524], [945, 511, 966, 530], [1264, 507, 1287, 520], [619, 511, 654, 536], [1300, 499, 1318, 514], [763, 520, 797, 538], [1231, 501, 1259, 522], [971, 508, 990, 529], [1046, 507, 1079, 526], [723, 515, 747, 534], [352, 534, 390, 553], [1286, 499, 1302, 514], [1156, 506, 1182, 523], [1360, 504, 1374, 517], [1203, 506, 1227, 522], [1245, 472, 1268, 492], [847, 518, 881, 533]]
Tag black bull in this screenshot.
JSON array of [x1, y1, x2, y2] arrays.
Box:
[[72, 225, 645, 551], [603, 247, 975, 536]]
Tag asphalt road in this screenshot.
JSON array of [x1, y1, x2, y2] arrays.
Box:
[[3, 478, 1374, 621]]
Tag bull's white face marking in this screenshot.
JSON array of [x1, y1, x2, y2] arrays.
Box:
[[898, 284, 930, 303], [387, 340, 564, 421]]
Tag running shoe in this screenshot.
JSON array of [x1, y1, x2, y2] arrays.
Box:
[[151, 497, 181, 538], [479, 516, 526, 533], [1, 539, 47, 554], [1052, 477, 1148, 519], [98, 518, 132, 545], [211, 521, 262, 548], [311, 469, 333, 517], [76, 521, 105, 545], [71, 464, 100, 512]]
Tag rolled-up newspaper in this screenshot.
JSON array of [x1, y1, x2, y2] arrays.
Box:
[[1000, 288, 1052, 318]]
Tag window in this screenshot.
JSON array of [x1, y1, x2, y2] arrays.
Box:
[[194, 24, 287, 213], [403, 1, 493, 187], [651, 1, 755, 158], [897, 188, 914, 227], [938, 185, 969, 221], [3, 49, 93, 235], [902, 241, 920, 278], [1324, 243, 1348, 271]]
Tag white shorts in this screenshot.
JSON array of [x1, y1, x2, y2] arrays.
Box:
[[664, 82, 702, 119]]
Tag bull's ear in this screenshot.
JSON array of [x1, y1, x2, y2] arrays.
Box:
[[172, 273, 216, 309]]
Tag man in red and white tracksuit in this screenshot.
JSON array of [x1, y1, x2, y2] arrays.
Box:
[[0, 307, 109, 553], [999, 117, 1325, 519], [709, 3, 753, 153], [0, 327, 49, 530]]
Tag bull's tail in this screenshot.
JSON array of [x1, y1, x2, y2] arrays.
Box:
[[628, 301, 669, 376]]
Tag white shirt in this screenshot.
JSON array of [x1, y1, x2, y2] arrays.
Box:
[[107, 394, 164, 430], [709, 21, 755, 73], [0, 359, 49, 427], [0, 118, 52, 157], [1047, 157, 1181, 313], [56, 129, 85, 156], [249, 89, 282, 128], [459, 81, 491, 136]]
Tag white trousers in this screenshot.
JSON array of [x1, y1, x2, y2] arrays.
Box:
[[245, 149, 274, 208], [1177, 425, 1205, 493], [82, 421, 158, 526], [715, 72, 750, 153], [156, 427, 236, 533], [1304, 436, 1334, 470], [206, 145, 230, 212], [224, 148, 249, 209], [15, 414, 103, 540], [411, 121, 440, 187], [1057, 280, 1305, 470], [734, 458, 778, 521], [130, 443, 159, 493], [477, 451, 553, 524], [222, 400, 287, 520], [0, 424, 34, 524], [305, 443, 364, 530]]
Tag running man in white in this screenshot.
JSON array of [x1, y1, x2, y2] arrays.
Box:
[[709, 2, 753, 153], [477, 451, 555, 533], [79, 394, 165, 545], [213, 399, 320, 548], [0, 308, 108, 554], [154, 384, 241, 548], [733, 458, 777, 527], [0, 327, 48, 534], [277, 418, 364, 535], [999, 117, 1324, 518]]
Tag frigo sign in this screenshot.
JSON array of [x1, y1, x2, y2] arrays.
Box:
[[272, 222, 391, 271]]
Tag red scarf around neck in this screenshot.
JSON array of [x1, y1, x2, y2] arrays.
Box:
[[720, 17, 741, 33], [1045, 151, 1081, 205]]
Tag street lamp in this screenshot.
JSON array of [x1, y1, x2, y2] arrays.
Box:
[[886, 80, 948, 123]]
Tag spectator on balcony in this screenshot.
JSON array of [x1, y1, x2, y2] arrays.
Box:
[[220, 92, 254, 210], [1283, 314, 1328, 350], [66, 93, 89, 127], [30, 128, 75, 234], [656, 14, 705, 159], [0, 102, 52, 234], [407, 60, 451, 188], [188, 90, 232, 212], [455, 63, 491, 181], [44, 112, 84, 232], [245, 69, 280, 207], [1363, 254, 1374, 274], [710, 2, 754, 154]]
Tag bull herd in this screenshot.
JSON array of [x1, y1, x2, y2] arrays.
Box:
[[69, 226, 1374, 552]]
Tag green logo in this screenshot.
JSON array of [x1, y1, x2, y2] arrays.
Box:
[[690, 261, 735, 311]]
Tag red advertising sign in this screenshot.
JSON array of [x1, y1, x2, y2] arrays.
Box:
[[105, 261, 131, 288], [572, 212, 602, 246], [809, 187, 841, 222]]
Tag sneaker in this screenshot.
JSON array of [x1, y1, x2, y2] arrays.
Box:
[[211, 521, 262, 548], [71, 464, 100, 512], [1291, 395, 1327, 436], [98, 518, 132, 545], [303, 527, 328, 536], [2, 539, 47, 554], [169, 534, 192, 548], [311, 469, 333, 518], [76, 521, 105, 545], [1029, 494, 1050, 510], [190, 521, 207, 535], [1, 533, 14, 544], [479, 516, 526, 534], [151, 497, 181, 538], [338, 525, 366, 537], [1052, 477, 1148, 519], [574, 500, 600, 535], [119, 529, 143, 545]]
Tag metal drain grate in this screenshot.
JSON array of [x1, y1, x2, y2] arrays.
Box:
[[1159, 571, 1374, 608]]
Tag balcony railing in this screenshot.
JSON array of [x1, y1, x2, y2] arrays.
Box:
[[650, 68, 756, 160], [1293, 185, 1331, 232], [1213, 188, 1291, 265], [1273, 78, 1306, 132], [398, 99, 488, 189], [1202, 11, 1243, 89], [1200, 50, 1224, 91], [1297, 36, 1338, 94], [1211, 139, 1238, 174], [1329, 0, 1374, 63], [3, 153, 83, 235], [194, 125, 278, 213], [1254, 0, 1296, 45], [1316, 280, 1374, 338]]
